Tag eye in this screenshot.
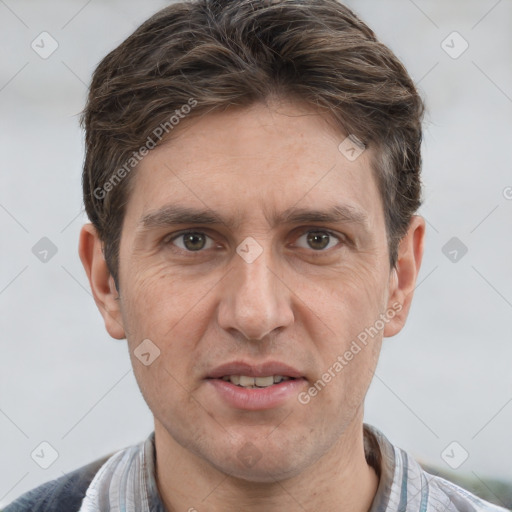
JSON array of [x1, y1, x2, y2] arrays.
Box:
[[295, 230, 342, 251], [164, 231, 216, 252]]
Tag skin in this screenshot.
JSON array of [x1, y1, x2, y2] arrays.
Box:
[[79, 97, 425, 512]]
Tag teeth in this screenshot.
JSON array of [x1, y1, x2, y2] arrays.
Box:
[[221, 375, 292, 388], [239, 375, 255, 387], [255, 376, 274, 387]]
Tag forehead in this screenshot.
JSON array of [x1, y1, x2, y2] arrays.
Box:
[[123, 99, 384, 231]]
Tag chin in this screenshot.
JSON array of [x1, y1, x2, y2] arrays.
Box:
[[207, 440, 310, 484], [219, 459, 305, 484]]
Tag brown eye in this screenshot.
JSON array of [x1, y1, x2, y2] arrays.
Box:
[[168, 232, 214, 252], [307, 232, 330, 250], [183, 233, 206, 251], [296, 230, 341, 251]]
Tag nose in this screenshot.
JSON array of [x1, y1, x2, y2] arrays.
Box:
[[217, 240, 294, 342]]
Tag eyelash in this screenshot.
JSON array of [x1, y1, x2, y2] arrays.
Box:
[[162, 228, 346, 255]]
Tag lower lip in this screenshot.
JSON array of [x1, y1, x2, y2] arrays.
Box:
[[206, 378, 307, 411]]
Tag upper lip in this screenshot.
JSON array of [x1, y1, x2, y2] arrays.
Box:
[[207, 361, 304, 379]]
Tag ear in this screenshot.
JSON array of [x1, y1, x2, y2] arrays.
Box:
[[78, 223, 126, 339], [383, 215, 425, 337]]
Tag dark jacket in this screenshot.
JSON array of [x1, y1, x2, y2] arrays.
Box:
[[3, 455, 110, 512]]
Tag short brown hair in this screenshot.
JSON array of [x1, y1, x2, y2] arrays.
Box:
[[82, 0, 424, 287]]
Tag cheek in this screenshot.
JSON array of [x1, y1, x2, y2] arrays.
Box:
[[129, 353, 208, 444], [302, 261, 388, 397], [119, 258, 211, 340], [119, 262, 222, 393], [315, 260, 389, 336], [308, 326, 381, 425]]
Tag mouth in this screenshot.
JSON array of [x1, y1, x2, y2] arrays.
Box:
[[218, 375, 296, 388], [206, 361, 305, 385], [205, 361, 307, 410]]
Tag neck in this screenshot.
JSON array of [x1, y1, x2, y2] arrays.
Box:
[[154, 416, 379, 512]]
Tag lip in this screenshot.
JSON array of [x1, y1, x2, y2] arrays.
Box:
[[206, 378, 307, 410], [206, 360, 304, 379], [205, 360, 307, 411]]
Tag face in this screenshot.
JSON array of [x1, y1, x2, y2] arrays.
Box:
[[109, 99, 404, 481]]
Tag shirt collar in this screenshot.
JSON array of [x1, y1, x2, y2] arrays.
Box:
[[143, 424, 395, 511]]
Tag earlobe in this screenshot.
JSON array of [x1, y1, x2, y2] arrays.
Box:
[[78, 224, 126, 340], [383, 215, 425, 338]]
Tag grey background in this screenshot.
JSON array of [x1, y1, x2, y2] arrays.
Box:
[[1, 0, 511, 506]]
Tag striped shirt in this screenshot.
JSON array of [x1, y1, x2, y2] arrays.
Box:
[[365, 424, 508, 511], [6, 424, 507, 511], [77, 424, 508, 511]]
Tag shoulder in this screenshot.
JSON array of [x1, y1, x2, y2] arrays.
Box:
[[363, 425, 509, 512], [397, 446, 508, 511], [2, 454, 112, 512], [424, 472, 510, 512]]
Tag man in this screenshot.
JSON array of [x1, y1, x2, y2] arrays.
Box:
[[4, 0, 507, 511]]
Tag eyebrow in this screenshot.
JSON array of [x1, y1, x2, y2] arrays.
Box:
[[139, 203, 369, 232], [277, 204, 368, 228]]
